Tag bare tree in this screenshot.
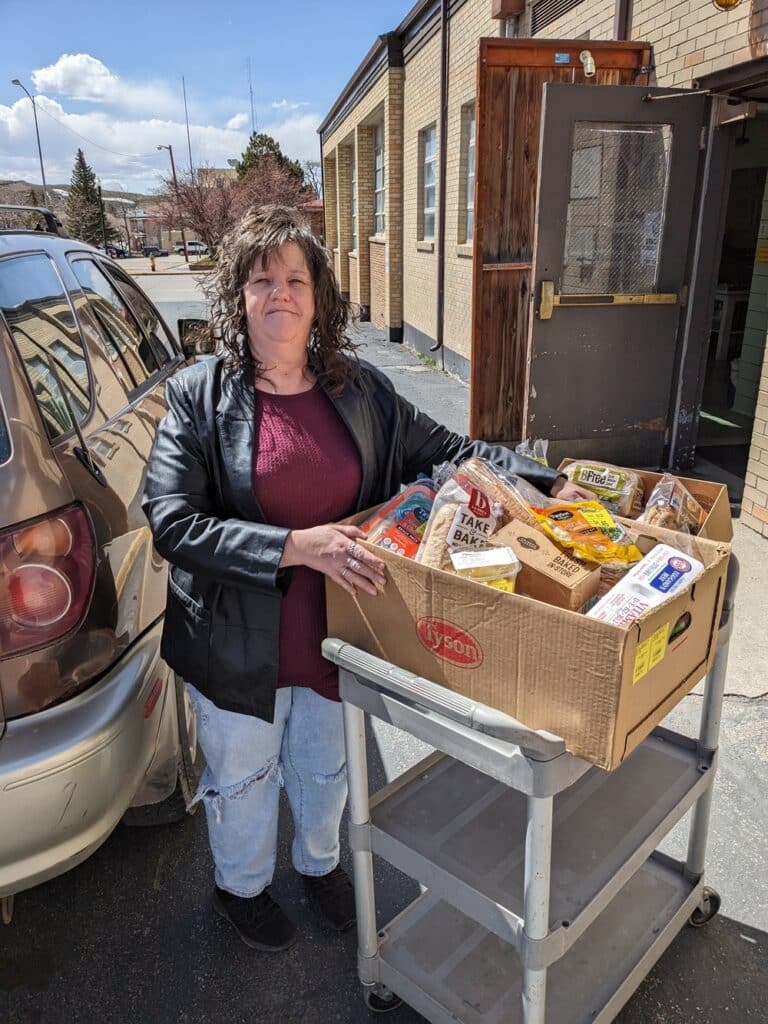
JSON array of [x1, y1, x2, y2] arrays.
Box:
[[153, 158, 310, 256], [302, 160, 322, 198]]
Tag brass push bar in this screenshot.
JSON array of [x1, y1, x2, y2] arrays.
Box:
[[538, 280, 677, 320]]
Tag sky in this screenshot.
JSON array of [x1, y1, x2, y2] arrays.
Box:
[[0, 0, 413, 196]]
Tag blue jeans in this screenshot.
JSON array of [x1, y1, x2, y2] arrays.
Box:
[[187, 685, 348, 897]]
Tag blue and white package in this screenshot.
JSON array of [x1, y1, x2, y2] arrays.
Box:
[[587, 544, 704, 627]]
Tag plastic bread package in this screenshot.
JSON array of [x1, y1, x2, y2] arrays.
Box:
[[515, 438, 550, 467], [360, 481, 436, 558], [638, 473, 707, 535], [531, 500, 643, 567], [563, 461, 644, 517], [417, 457, 544, 570]]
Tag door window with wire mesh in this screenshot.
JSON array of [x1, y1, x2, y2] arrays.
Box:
[[0, 253, 91, 440], [562, 122, 672, 294]]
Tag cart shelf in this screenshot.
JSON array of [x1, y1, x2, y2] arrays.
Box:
[[357, 730, 714, 965], [376, 853, 700, 1024]]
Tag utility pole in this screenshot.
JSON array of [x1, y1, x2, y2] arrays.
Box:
[[182, 77, 194, 175], [11, 78, 49, 208], [122, 206, 131, 252], [158, 143, 188, 262]]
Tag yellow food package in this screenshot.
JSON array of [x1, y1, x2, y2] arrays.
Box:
[[531, 501, 642, 566]]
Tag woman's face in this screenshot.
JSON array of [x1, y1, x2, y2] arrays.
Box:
[[243, 242, 316, 355]]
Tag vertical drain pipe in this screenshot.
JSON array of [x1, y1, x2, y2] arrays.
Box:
[[430, 0, 450, 367]]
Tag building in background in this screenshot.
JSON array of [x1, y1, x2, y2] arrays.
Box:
[[319, 0, 768, 539]]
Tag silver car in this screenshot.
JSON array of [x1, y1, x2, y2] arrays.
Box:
[[0, 207, 203, 924]]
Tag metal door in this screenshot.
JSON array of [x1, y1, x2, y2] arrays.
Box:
[[526, 84, 707, 466]]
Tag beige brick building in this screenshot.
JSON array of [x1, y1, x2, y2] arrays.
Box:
[[320, 0, 768, 538]]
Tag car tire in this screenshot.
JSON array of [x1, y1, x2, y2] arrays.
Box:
[[122, 674, 204, 827]]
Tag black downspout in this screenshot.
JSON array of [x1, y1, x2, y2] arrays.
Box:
[[613, 0, 631, 41], [430, 0, 450, 367]]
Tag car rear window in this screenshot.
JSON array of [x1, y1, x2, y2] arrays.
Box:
[[0, 253, 92, 442]]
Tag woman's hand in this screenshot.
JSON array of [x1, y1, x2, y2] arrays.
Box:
[[281, 524, 387, 597], [549, 477, 596, 503]]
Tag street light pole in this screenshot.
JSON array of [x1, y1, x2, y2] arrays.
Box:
[[97, 184, 108, 251], [158, 143, 188, 262], [11, 78, 49, 209]]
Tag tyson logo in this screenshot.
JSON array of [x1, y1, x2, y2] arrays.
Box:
[[416, 617, 484, 668]]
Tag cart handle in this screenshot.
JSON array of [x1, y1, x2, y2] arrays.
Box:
[[322, 639, 567, 760]]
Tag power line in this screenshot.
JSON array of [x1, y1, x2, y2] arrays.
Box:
[[35, 103, 159, 161]]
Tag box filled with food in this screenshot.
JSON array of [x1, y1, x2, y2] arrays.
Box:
[[326, 457, 731, 770]]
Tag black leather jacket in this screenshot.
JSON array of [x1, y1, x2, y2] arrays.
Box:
[[142, 355, 561, 721]]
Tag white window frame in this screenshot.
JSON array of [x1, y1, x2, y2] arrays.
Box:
[[374, 122, 386, 236], [420, 124, 437, 241], [462, 103, 476, 244]]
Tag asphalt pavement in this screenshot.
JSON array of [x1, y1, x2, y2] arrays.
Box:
[[1, 322, 765, 1024]]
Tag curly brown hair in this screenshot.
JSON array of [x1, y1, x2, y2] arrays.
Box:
[[204, 205, 358, 394]]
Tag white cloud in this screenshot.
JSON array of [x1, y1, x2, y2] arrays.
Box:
[[32, 54, 117, 102], [226, 112, 250, 131], [1, 55, 323, 193], [262, 113, 321, 165], [30, 53, 182, 119], [271, 99, 310, 111]]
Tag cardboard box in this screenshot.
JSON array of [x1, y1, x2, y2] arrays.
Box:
[[327, 514, 730, 771], [489, 521, 600, 613], [558, 460, 733, 542]]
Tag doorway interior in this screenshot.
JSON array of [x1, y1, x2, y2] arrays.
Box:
[[694, 114, 768, 505]]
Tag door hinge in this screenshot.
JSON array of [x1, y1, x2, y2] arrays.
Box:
[[699, 126, 708, 151]]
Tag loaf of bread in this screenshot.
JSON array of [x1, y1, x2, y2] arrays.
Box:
[[454, 458, 540, 529]]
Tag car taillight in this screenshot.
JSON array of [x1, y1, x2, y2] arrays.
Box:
[[0, 505, 96, 658]]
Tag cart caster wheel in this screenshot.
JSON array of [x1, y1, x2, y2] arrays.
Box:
[[689, 886, 721, 928], [1, 895, 14, 925], [364, 985, 403, 1014]]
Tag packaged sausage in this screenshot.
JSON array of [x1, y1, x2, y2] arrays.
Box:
[[563, 461, 644, 517], [531, 500, 642, 566], [587, 543, 704, 626], [638, 474, 707, 535], [361, 481, 436, 558]]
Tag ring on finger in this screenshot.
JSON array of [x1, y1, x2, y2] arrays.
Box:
[[347, 541, 358, 558], [340, 567, 349, 581], [347, 557, 361, 572]]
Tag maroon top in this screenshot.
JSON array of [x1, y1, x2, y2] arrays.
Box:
[[252, 385, 362, 700]]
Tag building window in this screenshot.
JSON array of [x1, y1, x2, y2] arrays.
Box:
[[460, 103, 476, 244], [350, 150, 358, 252], [420, 124, 437, 241], [374, 123, 386, 235]]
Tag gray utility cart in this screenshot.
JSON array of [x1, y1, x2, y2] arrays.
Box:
[[322, 555, 738, 1024]]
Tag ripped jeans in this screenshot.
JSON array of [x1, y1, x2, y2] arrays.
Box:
[[186, 685, 347, 897]]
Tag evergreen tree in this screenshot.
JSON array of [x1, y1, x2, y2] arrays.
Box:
[[235, 132, 304, 183], [64, 149, 106, 245]]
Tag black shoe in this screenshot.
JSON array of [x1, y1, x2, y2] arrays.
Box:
[[302, 865, 356, 932], [213, 886, 297, 951]]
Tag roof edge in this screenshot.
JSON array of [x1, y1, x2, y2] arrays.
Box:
[[317, 32, 403, 138]]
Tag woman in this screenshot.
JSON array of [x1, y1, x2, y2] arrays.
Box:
[[143, 205, 590, 953]]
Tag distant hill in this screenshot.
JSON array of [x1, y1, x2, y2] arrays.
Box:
[[0, 178, 154, 211]]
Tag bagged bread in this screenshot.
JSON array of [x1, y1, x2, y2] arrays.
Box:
[[638, 474, 706, 535], [417, 457, 542, 570], [531, 500, 642, 566], [361, 481, 436, 558], [563, 461, 644, 517]]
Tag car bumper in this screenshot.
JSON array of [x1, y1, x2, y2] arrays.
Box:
[[0, 622, 174, 897]]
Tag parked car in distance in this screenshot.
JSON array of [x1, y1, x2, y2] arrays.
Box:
[[142, 244, 169, 257], [174, 240, 208, 255], [106, 244, 129, 259], [0, 209, 204, 925]]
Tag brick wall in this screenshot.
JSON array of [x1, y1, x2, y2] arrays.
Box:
[[323, 154, 338, 249], [370, 239, 387, 328], [321, 70, 402, 337], [335, 144, 353, 296], [740, 185, 768, 539]]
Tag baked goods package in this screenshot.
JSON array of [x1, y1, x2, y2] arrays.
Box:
[[531, 500, 642, 566], [562, 461, 644, 517], [587, 543, 705, 626], [360, 480, 436, 558], [638, 473, 707, 535], [449, 546, 521, 593], [417, 457, 543, 571], [515, 438, 549, 467]]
